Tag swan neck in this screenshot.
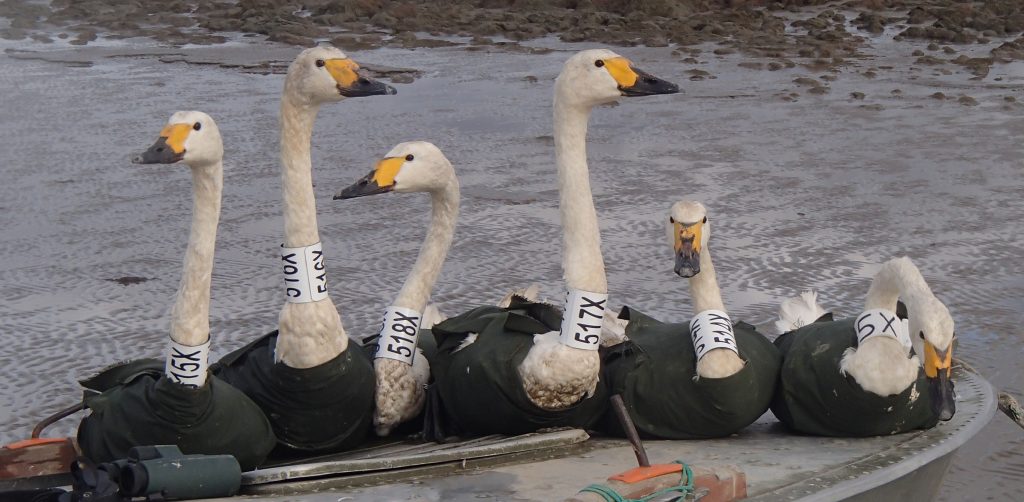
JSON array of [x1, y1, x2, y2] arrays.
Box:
[[553, 95, 606, 294], [170, 161, 222, 346], [280, 96, 321, 248], [689, 246, 726, 313], [393, 181, 459, 312], [864, 259, 933, 311]]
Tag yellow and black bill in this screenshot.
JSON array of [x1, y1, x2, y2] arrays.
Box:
[[133, 123, 189, 164], [334, 156, 403, 200], [603, 57, 679, 97], [673, 221, 702, 278], [324, 58, 397, 97], [924, 340, 956, 421]]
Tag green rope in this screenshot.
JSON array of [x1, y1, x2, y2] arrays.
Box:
[[579, 462, 695, 502]]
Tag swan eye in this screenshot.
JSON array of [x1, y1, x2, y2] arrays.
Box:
[[669, 217, 675, 223], [702, 216, 707, 223], [405, 154, 414, 161], [193, 122, 201, 131], [594, 60, 605, 68], [315, 59, 325, 67], [919, 331, 925, 340]]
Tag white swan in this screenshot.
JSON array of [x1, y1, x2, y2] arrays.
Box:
[[333, 141, 458, 436], [425, 49, 678, 436], [276, 46, 396, 368], [668, 201, 746, 379], [517, 49, 679, 409], [77, 112, 275, 471], [213, 46, 397, 453], [597, 200, 780, 439], [772, 256, 956, 436]]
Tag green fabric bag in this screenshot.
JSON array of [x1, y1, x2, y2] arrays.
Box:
[[429, 298, 609, 436], [212, 331, 374, 454], [76, 359, 276, 471], [598, 307, 781, 439], [770, 316, 939, 437]]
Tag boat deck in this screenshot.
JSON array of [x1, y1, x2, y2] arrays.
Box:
[[229, 368, 995, 501]]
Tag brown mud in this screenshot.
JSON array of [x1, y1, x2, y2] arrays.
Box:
[[1, 1, 1023, 73]]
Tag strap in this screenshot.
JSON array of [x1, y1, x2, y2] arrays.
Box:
[[579, 462, 695, 502]]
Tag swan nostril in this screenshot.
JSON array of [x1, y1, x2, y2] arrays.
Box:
[[156, 147, 164, 152], [358, 77, 370, 85]]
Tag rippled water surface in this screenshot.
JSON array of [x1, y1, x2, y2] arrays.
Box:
[[0, 35, 1021, 499]]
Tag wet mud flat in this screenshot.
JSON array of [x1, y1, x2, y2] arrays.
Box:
[[1, 2, 1023, 501], [2, 0, 1024, 75]]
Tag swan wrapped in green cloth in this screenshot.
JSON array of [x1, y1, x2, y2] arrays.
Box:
[[78, 359, 275, 472], [770, 257, 956, 437], [207, 46, 394, 454], [599, 308, 781, 439], [421, 49, 679, 438], [770, 315, 941, 437], [596, 201, 780, 439], [77, 112, 274, 471], [428, 297, 609, 436], [212, 331, 373, 453]]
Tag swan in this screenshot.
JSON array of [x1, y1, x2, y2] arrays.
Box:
[[213, 46, 397, 453], [771, 256, 956, 436], [332, 141, 457, 437], [425, 49, 679, 436], [598, 201, 781, 439], [76, 112, 275, 471]]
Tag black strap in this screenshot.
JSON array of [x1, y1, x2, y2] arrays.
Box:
[[66, 457, 124, 502]]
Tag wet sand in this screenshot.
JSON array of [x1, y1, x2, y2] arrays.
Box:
[[1, 2, 1023, 500]]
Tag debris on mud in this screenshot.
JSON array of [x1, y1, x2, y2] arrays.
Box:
[[0, 0, 1020, 71], [107, 276, 152, 286]]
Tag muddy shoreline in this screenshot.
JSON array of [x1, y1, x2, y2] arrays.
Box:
[[2, 1, 1024, 77]]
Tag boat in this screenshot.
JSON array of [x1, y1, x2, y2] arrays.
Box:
[[0, 366, 994, 501]]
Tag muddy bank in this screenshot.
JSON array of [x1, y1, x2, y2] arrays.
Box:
[[2, 1, 1023, 69]]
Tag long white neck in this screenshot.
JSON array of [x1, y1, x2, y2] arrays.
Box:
[[274, 91, 348, 368], [689, 246, 726, 313], [864, 257, 934, 312], [843, 257, 928, 395], [169, 162, 223, 347], [689, 245, 744, 379], [392, 181, 459, 312], [553, 94, 607, 294], [280, 95, 321, 247]]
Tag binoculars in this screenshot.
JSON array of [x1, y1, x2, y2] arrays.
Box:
[[85, 445, 241, 500]]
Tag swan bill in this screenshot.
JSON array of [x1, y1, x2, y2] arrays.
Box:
[[133, 136, 185, 164], [133, 123, 191, 164], [339, 75, 397, 97], [335, 157, 404, 199], [924, 341, 956, 421], [673, 221, 702, 277], [326, 59, 397, 97], [603, 57, 678, 97]]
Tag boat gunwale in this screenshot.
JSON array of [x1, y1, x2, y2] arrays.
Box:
[[749, 367, 997, 500]]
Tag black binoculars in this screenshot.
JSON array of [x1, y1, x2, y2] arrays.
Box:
[[121, 445, 241, 499], [79, 445, 241, 500]]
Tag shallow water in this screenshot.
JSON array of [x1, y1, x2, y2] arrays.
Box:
[[0, 34, 1022, 499]]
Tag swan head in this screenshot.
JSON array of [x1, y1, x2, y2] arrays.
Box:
[[555, 49, 678, 107], [284, 45, 396, 105], [334, 141, 455, 199], [668, 201, 709, 278], [908, 295, 956, 421], [133, 111, 222, 167]]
